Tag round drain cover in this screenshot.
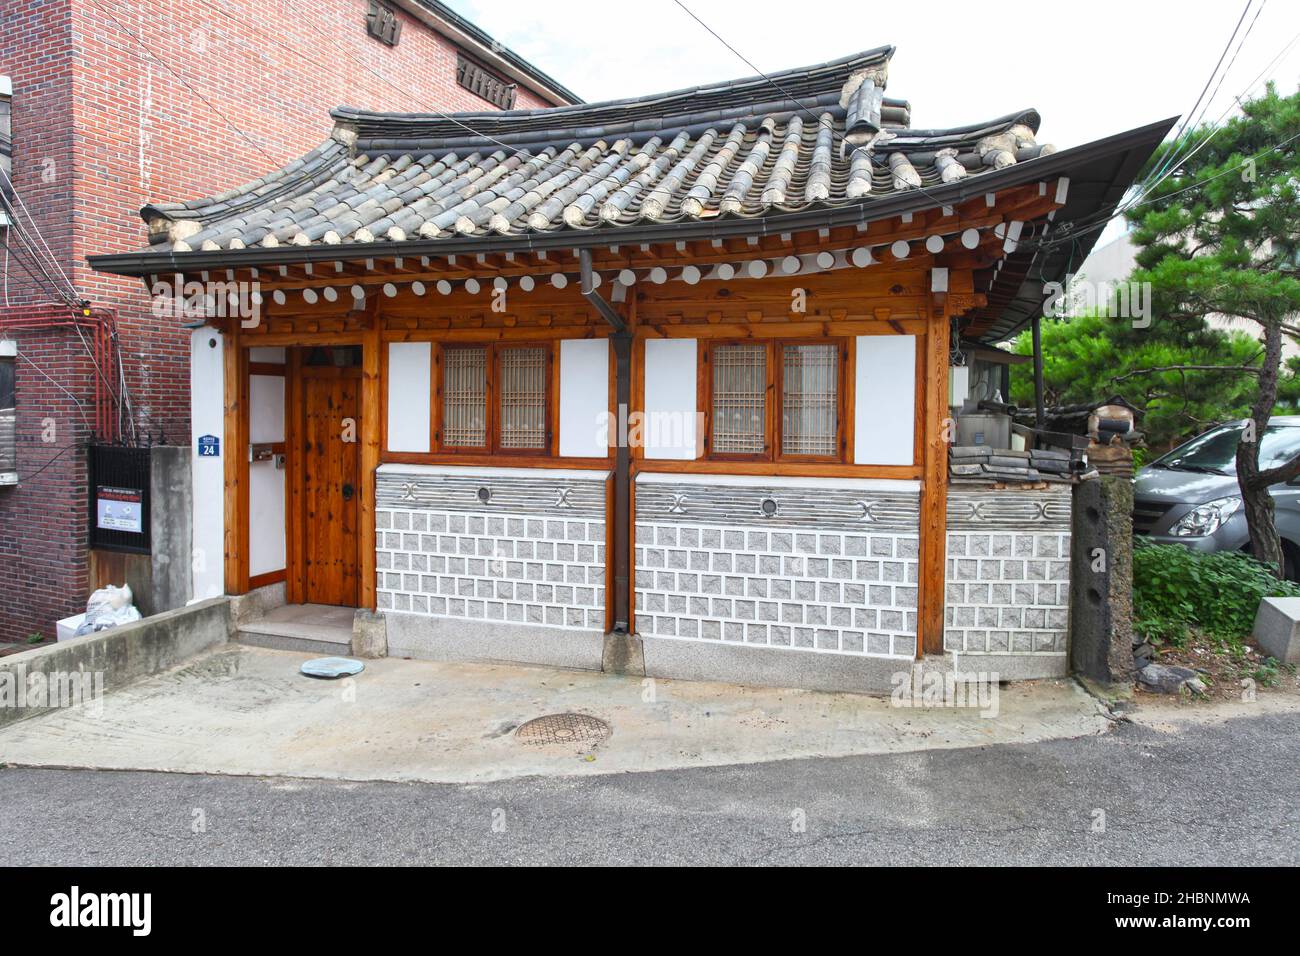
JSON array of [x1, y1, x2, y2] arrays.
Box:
[[515, 713, 611, 747], [300, 657, 365, 679]]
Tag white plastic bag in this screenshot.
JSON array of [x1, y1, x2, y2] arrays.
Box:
[[74, 583, 143, 636]]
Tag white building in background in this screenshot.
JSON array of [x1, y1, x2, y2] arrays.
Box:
[[1080, 232, 1299, 358]]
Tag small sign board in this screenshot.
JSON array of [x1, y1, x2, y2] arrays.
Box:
[[96, 485, 143, 534], [198, 434, 220, 457]]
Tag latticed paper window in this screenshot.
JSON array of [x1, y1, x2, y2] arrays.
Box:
[[782, 344, 839, 457], [442, 346, 487, 447], [712, 343, 767, 454], [499, 346, 547, 450]]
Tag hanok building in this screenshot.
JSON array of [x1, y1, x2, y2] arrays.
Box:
[[91, 46, 1171, 692]]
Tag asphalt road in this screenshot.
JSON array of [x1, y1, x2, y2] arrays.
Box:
[[2, 711, 1297, 865]]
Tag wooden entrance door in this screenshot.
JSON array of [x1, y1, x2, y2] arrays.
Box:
[[295, 363, 362, 606]]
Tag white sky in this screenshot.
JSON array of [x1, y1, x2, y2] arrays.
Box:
[[448, 0, 1300, 151]]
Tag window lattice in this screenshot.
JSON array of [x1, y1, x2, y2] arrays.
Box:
[[782, 344, 838, 457], [712, 344, 767, 454], [443, 347, 487, 447], [499, 346, 547, 450]]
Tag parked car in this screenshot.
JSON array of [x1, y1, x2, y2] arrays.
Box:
[[1132, 416, 1300, 579]]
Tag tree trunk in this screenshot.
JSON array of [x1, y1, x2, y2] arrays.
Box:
[[1236, 319, 1284, 574]]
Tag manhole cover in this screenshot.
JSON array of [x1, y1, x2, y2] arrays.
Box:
[[300, 657, 365, 679], [515, 713, 611, 747]]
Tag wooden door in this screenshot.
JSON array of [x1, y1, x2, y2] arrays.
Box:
[[297, 365, 362, 606]]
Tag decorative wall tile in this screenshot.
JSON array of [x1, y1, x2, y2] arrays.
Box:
[[377, 470, 607, 632], [635, 483, 921, 659], [944, 488, 1072, 655]]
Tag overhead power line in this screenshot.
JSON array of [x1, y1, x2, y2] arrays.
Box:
[[83, 0, 283, 172], [1138, 0, 1258, 194]]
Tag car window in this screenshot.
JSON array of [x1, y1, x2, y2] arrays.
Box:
[[1157, 424, 1300, 472]]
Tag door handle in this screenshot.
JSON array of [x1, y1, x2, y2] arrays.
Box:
[[342, 483, 355, 501]]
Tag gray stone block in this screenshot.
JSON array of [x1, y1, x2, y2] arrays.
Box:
[[1252, 597, 1300, 663]]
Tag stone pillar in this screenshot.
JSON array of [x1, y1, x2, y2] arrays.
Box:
[[150, 445, 194, 614], [1069, 475, 1135, 686]]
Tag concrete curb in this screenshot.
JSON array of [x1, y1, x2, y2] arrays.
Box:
[[0, 597, 232, 729]]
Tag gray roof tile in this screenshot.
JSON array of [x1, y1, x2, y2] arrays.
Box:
[[141, 47, 1053, 252]]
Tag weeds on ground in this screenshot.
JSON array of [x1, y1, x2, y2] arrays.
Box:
[[1133, 541, 1298, 698]]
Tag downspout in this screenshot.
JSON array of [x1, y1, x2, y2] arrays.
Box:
[[580, 250, 631, 633], [1031, 314, 1046, 434]]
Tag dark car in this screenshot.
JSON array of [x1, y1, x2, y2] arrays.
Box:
[[1132, 417, 1300, 579]]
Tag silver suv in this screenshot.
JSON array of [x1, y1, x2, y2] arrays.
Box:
[[1133, 417, 1300, 579]]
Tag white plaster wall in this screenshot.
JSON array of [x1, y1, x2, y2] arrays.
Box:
[[387, 342, 431, 453], [854, 335, 916, 466], [190, 328, 225, 601], [643, 338, 698, 460], [248, 373, 286, 578], [559, 338, 609, 458]]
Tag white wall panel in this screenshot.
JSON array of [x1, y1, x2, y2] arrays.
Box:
[[559, 338, 609, 458], [643, 338, 698, 460], [190, 328, 225, 600], [854, 335, 916, 466], [387, 342, 431, 453]]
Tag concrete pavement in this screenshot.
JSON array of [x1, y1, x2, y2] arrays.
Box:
[[2, 710, 1296, 865], [0, 644, 1115, 784]]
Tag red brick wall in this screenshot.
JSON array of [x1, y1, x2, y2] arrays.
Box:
[[0, 0, 568, 640]]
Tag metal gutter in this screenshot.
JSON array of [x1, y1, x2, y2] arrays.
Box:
[[397, 0, 582, 106]]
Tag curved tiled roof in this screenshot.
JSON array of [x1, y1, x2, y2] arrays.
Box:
[[143, 47, 1059, 253]]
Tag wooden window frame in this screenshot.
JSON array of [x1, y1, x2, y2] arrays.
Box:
[[701, 337, 849, 465], [433, 341, 555, 457]]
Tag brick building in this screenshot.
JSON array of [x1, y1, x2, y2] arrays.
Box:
[[0, 0, 576, 641]]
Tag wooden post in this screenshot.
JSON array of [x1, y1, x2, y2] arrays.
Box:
[[359, 317, 381, 611], [223, 322, 250, 595], [611, 329, 632, 632], [284, 346, 304, 605], [917, 287, 951, 657]]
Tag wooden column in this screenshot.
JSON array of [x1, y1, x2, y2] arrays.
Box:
[[223, 323, 250, 595], [917, 287, 951, 657], [611, 329, 632, 632], [359, 317, 381, 611], [284, 346, 305, 605]]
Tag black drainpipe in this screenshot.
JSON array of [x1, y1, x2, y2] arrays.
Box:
[[580, 250, 631, 633], [1031, 314, 1046, 433]]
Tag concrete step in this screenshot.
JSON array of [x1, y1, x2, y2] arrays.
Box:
[[235, 627, 352, 656], [235, 603, 355, 656]]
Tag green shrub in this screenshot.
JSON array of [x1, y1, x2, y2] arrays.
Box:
[[1133, 541, 1300, 639]]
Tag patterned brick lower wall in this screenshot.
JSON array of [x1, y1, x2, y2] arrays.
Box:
[[635, 479, 920, 658], [376, 468, 607, 631], [944, 487, 1072, 656]]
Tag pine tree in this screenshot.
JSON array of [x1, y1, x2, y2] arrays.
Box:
[[1127, 85, 1300, 573]]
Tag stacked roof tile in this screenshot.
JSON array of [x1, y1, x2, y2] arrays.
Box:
[[143, 47, 1058, 253]]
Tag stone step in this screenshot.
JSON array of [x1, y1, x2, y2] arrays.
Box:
[[235, 603, 356, 656], [235, 627, 352, 656]]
